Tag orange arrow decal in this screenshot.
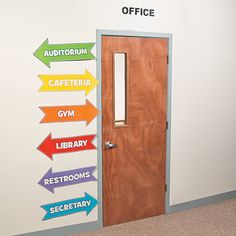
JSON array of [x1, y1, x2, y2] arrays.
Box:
[[39, 99, 98, 126]]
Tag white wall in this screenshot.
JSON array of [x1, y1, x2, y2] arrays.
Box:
[[0, 0, 236, 235], [169, 0, 236, 204]]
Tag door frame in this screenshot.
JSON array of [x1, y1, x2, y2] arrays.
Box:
[[96, 30, 173, 226]]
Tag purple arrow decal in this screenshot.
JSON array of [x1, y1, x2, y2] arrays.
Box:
[[38, 166, 97, 193]]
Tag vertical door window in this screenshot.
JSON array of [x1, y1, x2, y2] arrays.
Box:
[[114, 52, 127, 127]]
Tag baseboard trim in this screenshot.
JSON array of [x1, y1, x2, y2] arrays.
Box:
[[19, 221, 102, 236], [166, 190, 236, 214], [18, 190, 236, 235]]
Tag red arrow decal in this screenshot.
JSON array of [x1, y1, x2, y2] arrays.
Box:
[[37, 133, 96, 160]]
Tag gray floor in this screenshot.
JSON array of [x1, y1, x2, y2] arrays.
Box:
[[71, 198, 236, 236]]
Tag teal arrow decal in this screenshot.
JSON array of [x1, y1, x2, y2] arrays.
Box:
[[41, 192, 98, 220], [34, 39, 95, 68]]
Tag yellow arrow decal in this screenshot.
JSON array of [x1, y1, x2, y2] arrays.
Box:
[[38, 70, 98, 95]]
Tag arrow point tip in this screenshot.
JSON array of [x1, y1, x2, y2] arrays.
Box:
[[34, 39, 50, 68], [37, 134, 53, 160], [85, 192, 98, 215]]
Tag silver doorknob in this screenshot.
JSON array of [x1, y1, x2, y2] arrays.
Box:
[[105, 141, 118, 149]]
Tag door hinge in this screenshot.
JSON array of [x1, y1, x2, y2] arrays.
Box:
[[165, 184, 167, 192], [167, 55, 169, 64], [166, 121, 168, 130]]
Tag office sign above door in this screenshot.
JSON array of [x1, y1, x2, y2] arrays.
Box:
[[121, 7, 155, 17], [119, 0, 157, 31]]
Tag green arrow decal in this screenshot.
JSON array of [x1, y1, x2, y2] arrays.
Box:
[[33, 39, 95, 68]]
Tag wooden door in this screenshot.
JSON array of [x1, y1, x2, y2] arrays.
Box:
[[102, 36, 168, 226]]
